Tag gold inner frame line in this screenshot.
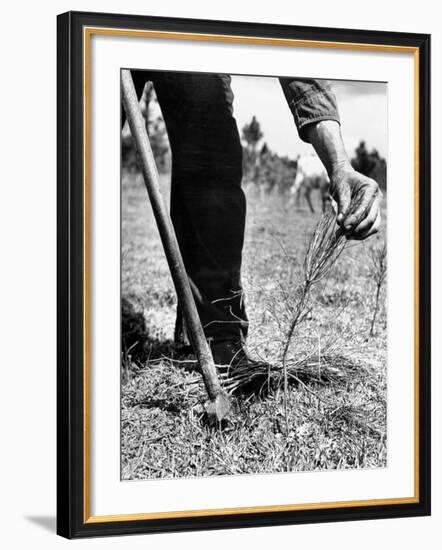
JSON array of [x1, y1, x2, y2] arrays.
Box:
[[82, 26, 420, 524]]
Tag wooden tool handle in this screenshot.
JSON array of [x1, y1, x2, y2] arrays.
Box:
[[121, 69, 228, 409]]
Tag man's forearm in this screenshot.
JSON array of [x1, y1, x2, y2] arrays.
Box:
[[305, 120, 352, 177]]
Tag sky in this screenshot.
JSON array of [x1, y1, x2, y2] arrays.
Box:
[[230, 75, 387, 160]]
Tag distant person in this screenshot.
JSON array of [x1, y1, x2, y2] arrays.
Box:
[[128, 71, 381, 370]]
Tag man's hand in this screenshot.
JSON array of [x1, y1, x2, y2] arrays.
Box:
[[330, 163, 382, 240], [305, 120, 382, 241]]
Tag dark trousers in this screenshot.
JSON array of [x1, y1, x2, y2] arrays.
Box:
[[131, 71, 248, 343]]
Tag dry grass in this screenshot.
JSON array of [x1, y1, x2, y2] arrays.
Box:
[[121, 171, 387, 479]]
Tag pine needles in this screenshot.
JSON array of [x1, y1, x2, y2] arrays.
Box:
[[368, 241, 387, 336], [222, 209, 347, 404]]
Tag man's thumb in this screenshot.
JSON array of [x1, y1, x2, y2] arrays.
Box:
[[336, 188, 351, 225]]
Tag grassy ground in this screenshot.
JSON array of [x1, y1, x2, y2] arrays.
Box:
[[121, 169, 387, 480]]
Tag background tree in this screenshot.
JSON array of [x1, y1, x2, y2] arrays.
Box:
[[241, 116, 264, 185], [242, 115, 263, 152], [122, 83, 171, 173], [351, 140, 387, 191]]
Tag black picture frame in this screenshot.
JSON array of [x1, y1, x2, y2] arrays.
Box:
[[57, 10, 431, 539]]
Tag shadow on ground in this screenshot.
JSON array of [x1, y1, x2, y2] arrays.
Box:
[[25, 515, 56, 533], [122, 296, 185, 363]]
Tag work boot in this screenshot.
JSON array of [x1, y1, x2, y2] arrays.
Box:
[[210, 340, 272, 395], [210, 340, 250, 369]]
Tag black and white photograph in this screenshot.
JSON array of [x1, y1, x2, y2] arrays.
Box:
[[55, 8, 430, 540], [0, 1, 436, 545], [120, 70, 388, 480]]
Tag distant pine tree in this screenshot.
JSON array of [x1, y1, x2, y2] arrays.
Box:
[[351, 141, 387, 191], [241, 116, 263, 151]]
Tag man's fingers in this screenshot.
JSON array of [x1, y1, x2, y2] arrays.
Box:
[[343, 185, 378, 231], [348, 211, 381, 241], [352, 199, 380, 236]]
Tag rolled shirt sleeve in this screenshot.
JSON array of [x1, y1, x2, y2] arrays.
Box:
[[279, 78, 340, 142]]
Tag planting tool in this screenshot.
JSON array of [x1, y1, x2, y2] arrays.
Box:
[[121, 69, 231, 423]]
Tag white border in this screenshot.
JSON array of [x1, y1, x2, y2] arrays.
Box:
[[90, 33, 415, 516]]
